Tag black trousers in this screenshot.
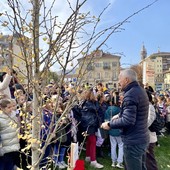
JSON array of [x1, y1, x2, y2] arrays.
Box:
[[0, 151, 19, 170]]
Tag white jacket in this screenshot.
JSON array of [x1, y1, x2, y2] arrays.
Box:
[[148, 103, 157, 143], [0, 74, 12, 99], [0, 111, 20, 156], [166, 105, 170, 122]]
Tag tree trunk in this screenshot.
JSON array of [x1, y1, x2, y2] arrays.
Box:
[[31, 0, 40, 169]]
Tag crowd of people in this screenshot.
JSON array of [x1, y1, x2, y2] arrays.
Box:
[[0, 68, 170, 170]]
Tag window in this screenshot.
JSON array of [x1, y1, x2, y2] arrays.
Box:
[[103, 62, 110, 67], [103, 62, 110, 69], [95, 63, 102, 67], [88, 72, 93, 79], [87, 64, 94, 70], [105, 72, 110, 78], [96, 72, 101, 79], [112, 62, 117, 67]]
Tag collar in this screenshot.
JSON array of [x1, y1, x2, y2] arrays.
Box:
[[123, 81, 139, 93]]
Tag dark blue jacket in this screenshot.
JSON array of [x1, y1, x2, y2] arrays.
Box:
[[73, 100, 100, 135], [40, 109, 53, 141], [98, 102, 108, 124], [109, 81, 149, 145]]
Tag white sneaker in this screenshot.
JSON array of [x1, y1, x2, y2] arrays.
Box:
[[61, 161, 68, 167], [90, 161, 104, 169], [85, 157, 91, 163], [116, 163, 124, 169], [111, 162, 116, 167], [56, 162, 65, 169]]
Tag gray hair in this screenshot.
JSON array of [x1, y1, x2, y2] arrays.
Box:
[[120, 69, 137, 81]]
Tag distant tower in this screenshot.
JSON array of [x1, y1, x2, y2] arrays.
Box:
[[141, 44, 147, 60], [158, 46, 160, 53]]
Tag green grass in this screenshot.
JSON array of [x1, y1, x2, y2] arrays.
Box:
[[155, 135, 170, 170], [79, 134, 170, 170]]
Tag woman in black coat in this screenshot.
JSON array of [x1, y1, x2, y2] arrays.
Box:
[[73, 89, 104, 169]]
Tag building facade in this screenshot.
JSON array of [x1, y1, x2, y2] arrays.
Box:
[[0, 33, 31, 83], [77, 50, 121, 89], [140, 45, 170, 90], [164, 70, 170, 90]]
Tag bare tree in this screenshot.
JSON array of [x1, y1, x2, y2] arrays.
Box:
[[0, 0, 158, 169], [130, 64, 143, 83]]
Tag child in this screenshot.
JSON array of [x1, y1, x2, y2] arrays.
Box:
[[14, 89, 24, 100], [53, 102, 70, 169], [105, 95, 124, 169], [40, 97, 54, 168], [0, 99, 20, 170], [96, 91, 108, 158]]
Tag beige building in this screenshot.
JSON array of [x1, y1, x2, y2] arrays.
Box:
[[140, 45, 170, 90], [0, 33, 31, 83], [164, 69, 170, 90], [77, 50, 121, 89]]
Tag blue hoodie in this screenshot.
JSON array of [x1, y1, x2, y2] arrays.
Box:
[[105, 106, 121, 136]]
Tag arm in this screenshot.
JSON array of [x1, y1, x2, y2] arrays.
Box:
[[0, 72, 12, 90], [102, 100, 137, 130], [148, 104, 156, 127]]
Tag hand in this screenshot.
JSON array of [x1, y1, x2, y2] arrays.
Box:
[[0, 141, 2, 148], [101, 121, 110, 130], [5, 68, 12, 75], [111, 114, 119, 121]]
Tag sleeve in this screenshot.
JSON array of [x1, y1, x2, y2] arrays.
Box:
[[72, 104, 82, 121], [109, 100, 137, 129], [148, 104, 156, 127], [0, 74, 12, 90]]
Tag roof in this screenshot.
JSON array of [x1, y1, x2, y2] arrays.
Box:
[[149, 52, 170, 58], [77, 50, 121, 61], [140, 52, 170, 62]]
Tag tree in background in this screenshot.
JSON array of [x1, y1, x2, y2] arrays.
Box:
[[130, 64, 143, 84]]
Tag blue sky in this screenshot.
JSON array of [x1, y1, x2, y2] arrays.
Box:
[[86, 0, 170, 67], [0, 0, 169, 70]]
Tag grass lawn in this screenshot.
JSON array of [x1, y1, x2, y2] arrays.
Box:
[[155, 134, 170, 170], [79, 134, 170, 170]]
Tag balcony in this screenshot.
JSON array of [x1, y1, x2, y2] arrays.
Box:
[[112, 77, 118, 81], [103, 65, 111, 69]]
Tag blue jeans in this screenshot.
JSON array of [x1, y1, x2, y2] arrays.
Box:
[[124, 143, 148, 170], [40, 144, 53, 168], [54, 143, 66, 163]]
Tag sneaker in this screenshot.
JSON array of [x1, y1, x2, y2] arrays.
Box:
[[116, 163, 124, 169], [111, 162, 116, 167], [90, 161, 104, 169], [61, 161, 68, 168], [56, 162, 66, 169], [85, 157, 91, 163]]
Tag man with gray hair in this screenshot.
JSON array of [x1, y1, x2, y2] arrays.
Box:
[[101, 69, 149, 170]]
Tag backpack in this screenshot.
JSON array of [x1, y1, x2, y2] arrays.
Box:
[[149, 106, 165, 133]]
